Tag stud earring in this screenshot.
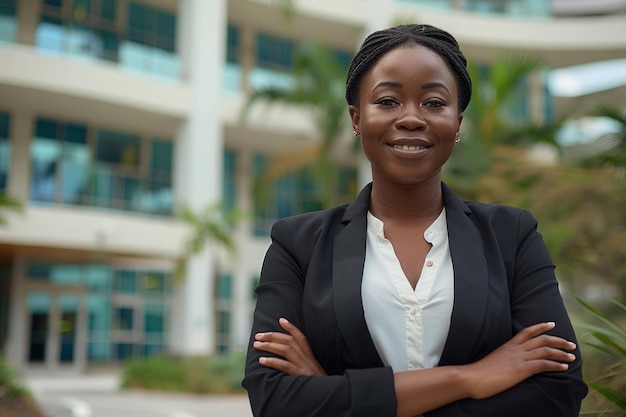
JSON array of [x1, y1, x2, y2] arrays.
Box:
[[353, 130, 359, 136], [455, 138, 460, 145]]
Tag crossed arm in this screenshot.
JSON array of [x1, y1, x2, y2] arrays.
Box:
[[253, 318, 576, 417]]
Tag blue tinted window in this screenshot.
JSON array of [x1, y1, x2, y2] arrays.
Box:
[[144, 304, 164, 333], [115, 307, 133, 331], [216, 273, 232, 300], [96, 129, 140, 167], [31, 117, 173, 216], [115, 270, 136, 293], [223, 149, 236, 214], [127, 2, 175, 52], [0, 0, 17, 16], [226, 25, 239, 64], [144, 272, 166, 293], [252, 154, 356, 236], [256, 33, 294, 70], [31, 118, 89, 204]]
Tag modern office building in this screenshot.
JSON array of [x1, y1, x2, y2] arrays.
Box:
[[0, 0, 624, 373]]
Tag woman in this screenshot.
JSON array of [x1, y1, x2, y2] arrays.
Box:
[[243, 24, 587, 417]]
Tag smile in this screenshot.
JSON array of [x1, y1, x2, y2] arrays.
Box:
[[392, 144, 429, 151]]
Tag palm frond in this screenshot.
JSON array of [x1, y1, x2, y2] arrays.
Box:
[[0, 194, 24, 226], [175, 202, 247, 280]]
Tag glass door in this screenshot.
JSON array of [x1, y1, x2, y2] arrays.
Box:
[[59, 295, 78, 363], [27, 293, 51, 363]]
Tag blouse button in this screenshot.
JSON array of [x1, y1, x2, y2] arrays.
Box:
[[426, 260, 433, 267]]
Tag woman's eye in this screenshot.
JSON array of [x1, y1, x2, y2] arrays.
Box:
[[376, 98, 397, 106], [423, 99, 446, 108]]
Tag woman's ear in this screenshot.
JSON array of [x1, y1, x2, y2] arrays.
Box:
[[455, 113, 463, 141], [349, 105, 360, 135]]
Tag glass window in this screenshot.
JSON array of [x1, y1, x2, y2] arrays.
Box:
[[88, 295, 110, 332], [0, 0, 17, 43], [252, 154, 356, 236], [114, 270, 136, 293], [122, 2, 179, 78], [143, 271, 166, 293], [216, 310, 230, 354], [31, 117, 174, 216], [99, 0, 116, 21], [86, 265, 111, 293], [31, 118, 91, 204], [24, 261, 171, 364], [0, 112, 10, 191], [96, 129, 140, 167], [37, 0, 120, 62], [144, 304, 164, 333], [216, 273, 232, 301], [226, 25, 239, 64], [114, 306, 133, 331], [116, 343, 136, 360], [223, 149, 236, 214], [256, 33, 294, 71], [30, 120, 61, 203], [146, 139, 173, 215]]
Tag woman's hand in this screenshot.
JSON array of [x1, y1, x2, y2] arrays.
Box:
[[254, 318, 327, 376], [461, 321, 576, 400]]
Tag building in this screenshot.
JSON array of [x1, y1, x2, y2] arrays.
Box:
[[0, 0, 624, 373]]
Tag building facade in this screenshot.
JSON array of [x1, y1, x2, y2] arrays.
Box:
[[0, 0, 624, 373]]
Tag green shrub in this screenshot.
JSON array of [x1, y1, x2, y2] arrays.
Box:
[[121, 351, 246, 394], [576, 297, 626, 415], [121, 356, 187, 391], [0, 356, 44, 417]]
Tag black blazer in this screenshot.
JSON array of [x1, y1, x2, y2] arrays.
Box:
[[243, 183, 587, 417]]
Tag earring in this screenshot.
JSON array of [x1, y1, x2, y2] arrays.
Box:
[[353, 130, 359, 136], [455, 138, 460, 145]]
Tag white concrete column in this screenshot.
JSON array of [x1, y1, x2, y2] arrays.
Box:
[[231, 151, 253, 350], [5, 253, 26, 368], [16, 0, 39, 45], [7, 111, 33, 201], [172, 0, 227, 356]]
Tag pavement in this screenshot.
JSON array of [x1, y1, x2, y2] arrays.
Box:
[[19, 371, 253, 417]]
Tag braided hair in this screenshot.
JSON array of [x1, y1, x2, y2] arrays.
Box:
[[345, 24, 472, 112]]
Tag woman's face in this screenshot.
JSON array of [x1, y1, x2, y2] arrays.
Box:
[[349, 44, 463, 187]]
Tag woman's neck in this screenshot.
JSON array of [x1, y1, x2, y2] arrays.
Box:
[[369, 176, 443, 224]]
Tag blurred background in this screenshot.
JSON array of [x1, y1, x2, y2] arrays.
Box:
[[0, 0, 625, 415]]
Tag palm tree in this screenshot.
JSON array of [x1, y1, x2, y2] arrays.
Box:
[[445, 54, 561, 196], [175, 202, 245, 280], [244, 43, 354, 208], [0, 194, 23, 226], [574, 102, 626, 175]]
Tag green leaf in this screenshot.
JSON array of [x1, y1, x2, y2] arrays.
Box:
[[587, 381, 626, 411]]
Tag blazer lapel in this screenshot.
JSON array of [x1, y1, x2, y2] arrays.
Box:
[[439, 184, 489, 366], [332, 184, 383, 367]]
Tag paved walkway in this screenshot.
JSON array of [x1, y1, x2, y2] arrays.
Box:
[[21, 372, 253, 417]]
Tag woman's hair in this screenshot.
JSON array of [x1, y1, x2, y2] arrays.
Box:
[[345, 24, 472, 112]]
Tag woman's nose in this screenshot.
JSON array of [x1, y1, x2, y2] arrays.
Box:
[[395, 103, 426, 130]]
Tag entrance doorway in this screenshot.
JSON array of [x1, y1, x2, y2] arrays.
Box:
[[26, 290, 86, 371]]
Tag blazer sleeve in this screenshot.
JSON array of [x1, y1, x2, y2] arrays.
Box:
[[242, 218, 397, 417], [428, 209, 588, 417]]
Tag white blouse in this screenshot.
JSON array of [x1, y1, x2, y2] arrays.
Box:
[[362, 209, 454, 371]]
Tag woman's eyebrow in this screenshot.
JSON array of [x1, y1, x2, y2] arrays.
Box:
[[421, 82, 450, 93], [372, 80, 450, 93], [373, 80, 402, 90]]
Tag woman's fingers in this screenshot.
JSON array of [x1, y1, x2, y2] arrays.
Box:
[[254, 318, 327, 376], [464, 322, 577, 399], [279, 317, 316, 356]]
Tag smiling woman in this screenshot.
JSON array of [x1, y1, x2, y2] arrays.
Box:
[[243, 24, 588, 417]]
